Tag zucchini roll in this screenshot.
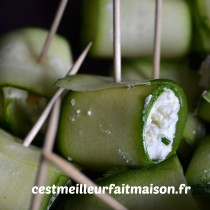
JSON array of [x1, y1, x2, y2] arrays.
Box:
[[0, 129, 69, 210], [81, 0, 191, 58], [57, 75, 188, 171], [0, 28, 72, 137], [63, 155, 198, 210]]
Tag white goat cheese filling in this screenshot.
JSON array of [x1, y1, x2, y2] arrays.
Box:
[[143, 88, 180, 162]]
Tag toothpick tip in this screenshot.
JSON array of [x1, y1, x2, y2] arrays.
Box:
[[38, 0, 69, 63]]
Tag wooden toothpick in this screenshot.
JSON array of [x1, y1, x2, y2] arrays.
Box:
[[38, 0, 69, 64], [45, 152, 128, 210], [152, 0, 162, 79], [30, 99, 61, 210], [113, 0, 121, 83], [23, 43, 92, 147]]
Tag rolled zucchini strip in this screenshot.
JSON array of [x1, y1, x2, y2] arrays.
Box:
[[81, 0, 191, 58], [0, 27, 72, 98], [57, 75, 188, 171], [197, 89, 210, 122], [185, 135, 210, 197], [0, 28, 72, 137], [2, 87, 48, 138], [0, 128, 69, 210], [64, 155, 198, 210]]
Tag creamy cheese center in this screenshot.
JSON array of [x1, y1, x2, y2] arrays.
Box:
[[143, 88, 180, 162]]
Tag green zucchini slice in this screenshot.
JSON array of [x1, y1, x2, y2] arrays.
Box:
[[64, 155, 198, 210], [0, 128, 69, 210]]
